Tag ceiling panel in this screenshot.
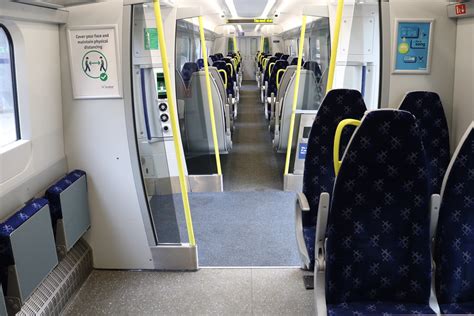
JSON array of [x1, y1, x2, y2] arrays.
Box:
[[234, 0, 267, 18]]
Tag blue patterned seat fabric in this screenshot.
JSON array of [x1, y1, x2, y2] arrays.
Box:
[[281, 54, 289, 61], [399, 92, 450, 193], [435, 126, 474, 314], [326, 110, 435, 315], [267, 60, 288, 97], [302, 89, 367, 268], [196, 58, 207, 70], [181, 62, 199, 87], [0, 198, 49, 293], [45, 170, 86, 230], [274, 52, 283, 59], [303, 61, 323, 82]]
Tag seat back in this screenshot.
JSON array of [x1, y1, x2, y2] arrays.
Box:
[[290, 57, 304, 66], [326, 110, 432, 306], [301, 90, 366, 264], [181, 62, 199, 86], [281, 54, 289, 61], [276, 65, 297, 102], [0, 199, 58, 304], [399, 91, 450, 193], [185, 71, 230, 154], [45, 170, 90, 253], [209, 66, 227, 106], [267, 60, 289, 97], [303, 61, 323, 83], [435, 124, 474, 306], [213, 61, 234, 96], [275, 70, 319, 153]]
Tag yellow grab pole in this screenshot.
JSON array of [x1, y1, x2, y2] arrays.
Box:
[[199, 16, 222, 176], [152, 0, 195, 246], [284, 15, 307, 175], [326, 0, 345, 93], [233, 35, 238, 53], [260, 35, 264, 52]]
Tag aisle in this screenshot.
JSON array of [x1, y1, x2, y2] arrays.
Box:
[[221, 81, 285, 191]]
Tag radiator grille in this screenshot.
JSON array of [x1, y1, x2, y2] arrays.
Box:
[[16, 239, 92, 316]]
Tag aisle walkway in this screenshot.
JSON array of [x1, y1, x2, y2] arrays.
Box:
[[221, 81, 285, 191]]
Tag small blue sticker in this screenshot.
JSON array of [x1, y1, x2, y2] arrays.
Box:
[[299, 143, 308, 160]]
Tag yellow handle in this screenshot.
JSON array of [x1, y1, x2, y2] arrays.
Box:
[[284, 15, 307, 175], [268, 62, 276, 76], [263, 58, 268, 69], [326, 0, 345, 93], [226, 63, 234, 78], [199, 16, 222, 176], [333, 119, 361, 176], [218, 69, 228, 87], [152, 0, 195, 246], [276, 69, 286, 89]]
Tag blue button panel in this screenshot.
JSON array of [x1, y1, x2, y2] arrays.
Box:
[[395, 21, 432, 72]]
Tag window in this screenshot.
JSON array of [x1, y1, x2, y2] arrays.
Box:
[[0, 25, 19, 147]]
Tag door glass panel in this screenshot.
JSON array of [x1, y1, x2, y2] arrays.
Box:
[[131, 4, 188, 244], [175, 17, 219, 176]]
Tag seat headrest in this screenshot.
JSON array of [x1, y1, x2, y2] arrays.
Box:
[[181, 62, 199, 81]]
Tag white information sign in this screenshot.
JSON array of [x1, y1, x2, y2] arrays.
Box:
[[67, 25, 122, 99]]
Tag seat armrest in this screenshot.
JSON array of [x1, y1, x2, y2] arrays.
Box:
[[314, 192, 330, 316], [430, 194, 441, 241], [224, 104, 231, 134], [315, 192, 330, 271], [297, 192, 310, 211], [295, 193, 311, 269]]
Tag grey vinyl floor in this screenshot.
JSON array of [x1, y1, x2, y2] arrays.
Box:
[[63, 268, 314, 316], [221, 82, 285, 192]]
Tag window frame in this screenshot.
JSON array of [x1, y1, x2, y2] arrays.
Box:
[[0, 23, 20, 145]]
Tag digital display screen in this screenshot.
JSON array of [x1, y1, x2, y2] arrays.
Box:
[[303, 127, 312, 139], [156, 72, 167, 99]]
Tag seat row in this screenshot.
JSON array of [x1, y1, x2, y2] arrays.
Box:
[[294, 89, 474, 314], [0, 170, 90, 315], [255, 52, 326, 153], [176, 52, 242, 155]]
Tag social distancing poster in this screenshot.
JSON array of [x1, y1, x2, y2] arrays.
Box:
[[68, 25, 122, 99]]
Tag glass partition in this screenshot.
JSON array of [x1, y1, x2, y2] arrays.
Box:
[[175, 17, 219, 176]]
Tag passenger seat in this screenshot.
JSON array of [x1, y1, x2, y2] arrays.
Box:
[[434, 123, 474, 314], [314, 110, 437, 315], [295, 89, 366, 270], [399, 91, 450, 193]]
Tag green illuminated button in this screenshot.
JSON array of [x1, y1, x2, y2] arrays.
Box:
[[398, 42, 410, 54]]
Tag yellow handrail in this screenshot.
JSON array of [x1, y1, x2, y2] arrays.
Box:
[[284, 15, 307, 175], [260, 35, 264, 52], [326, 0, 345, 93], [233, 36, 238, 53], [276, 69, 286, 89], [333, 119, 361, 176], [268, 62, 276, 76], [199, 16, 222, 176], [263, 58, 268, 70], [226, 63, 234, 78], [152, 0, 195, 246], [218, 69, 228, 87]]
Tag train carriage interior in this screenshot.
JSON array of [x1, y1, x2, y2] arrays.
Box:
[[0, 0, 473, 314]]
